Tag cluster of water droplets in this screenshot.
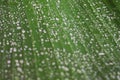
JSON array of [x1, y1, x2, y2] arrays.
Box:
[[0, 0, 120, 80]]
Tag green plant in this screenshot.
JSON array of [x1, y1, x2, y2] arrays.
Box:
[[0, 0, 120, 80]]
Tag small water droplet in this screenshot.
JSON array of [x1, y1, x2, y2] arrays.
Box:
[[98, 53, 105, 56]]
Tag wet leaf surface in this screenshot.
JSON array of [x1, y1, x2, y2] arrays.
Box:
[[0, 0, 120, 80]]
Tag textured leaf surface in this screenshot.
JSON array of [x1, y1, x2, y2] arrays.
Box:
[[0, 0, 120, 80]]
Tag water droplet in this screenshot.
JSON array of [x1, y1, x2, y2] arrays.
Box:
[[98, 53, 105, 56]]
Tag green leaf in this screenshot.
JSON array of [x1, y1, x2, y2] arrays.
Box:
[[0, 0, 120, 80]]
